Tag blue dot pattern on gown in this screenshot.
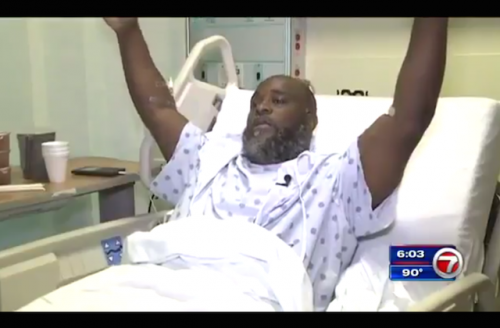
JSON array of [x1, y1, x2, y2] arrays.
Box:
[[151, 122, 395, 311]]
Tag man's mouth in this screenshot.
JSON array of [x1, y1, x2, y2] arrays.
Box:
[[252, 117, 273, 128], [254, 123, 271, 129], [252, 122, 274, 136]]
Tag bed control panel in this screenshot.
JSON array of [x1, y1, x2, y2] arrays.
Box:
[[101, 237, 123, 266]]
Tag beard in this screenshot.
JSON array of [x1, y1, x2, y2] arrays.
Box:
[[242, 122, 312, 165]]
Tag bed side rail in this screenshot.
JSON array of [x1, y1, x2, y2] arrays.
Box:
[[407, 273, 492, 312], [478, 181, 500, 311], [0, 212, 166, 311]]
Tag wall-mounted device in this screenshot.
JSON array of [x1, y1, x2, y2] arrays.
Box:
[[186, 17, 307, 90]]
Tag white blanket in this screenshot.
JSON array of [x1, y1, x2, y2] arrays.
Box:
[[20, 217, 313, 311]]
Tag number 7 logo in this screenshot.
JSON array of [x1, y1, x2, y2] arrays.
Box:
[[432, 248, 464, 280], [438, 255, 458, 273]]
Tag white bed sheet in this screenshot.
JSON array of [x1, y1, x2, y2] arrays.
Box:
[[20, 264, 279, 311], [20, 217, 313, 312]]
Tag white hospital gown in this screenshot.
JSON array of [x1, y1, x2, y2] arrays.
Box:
[[151, 122, 394, 311]]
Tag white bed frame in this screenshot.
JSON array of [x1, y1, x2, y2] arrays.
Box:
[[0, 36, 499, 312]]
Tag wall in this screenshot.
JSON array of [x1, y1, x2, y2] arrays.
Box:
[[0, 18, 185, 250], [0, 17, 498, 250], [306, 18, 500, 99]]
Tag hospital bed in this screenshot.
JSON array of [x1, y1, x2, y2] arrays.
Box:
[[1, 36, 500, 311]]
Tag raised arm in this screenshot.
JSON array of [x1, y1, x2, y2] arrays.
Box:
[[358, 17, 449, 208], [104, 18, 188, 161]]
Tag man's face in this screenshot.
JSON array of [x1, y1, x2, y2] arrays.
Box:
[[242, 76, 317, 165]]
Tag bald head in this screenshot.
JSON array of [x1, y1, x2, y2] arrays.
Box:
[[242, 75, 318, 165]]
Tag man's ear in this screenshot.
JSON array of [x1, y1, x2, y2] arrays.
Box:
[[311, 119, 318, 131], [309, 114, 318, 132]]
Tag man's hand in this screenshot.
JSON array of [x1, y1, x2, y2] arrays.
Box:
[[103, 17, 139, 34]]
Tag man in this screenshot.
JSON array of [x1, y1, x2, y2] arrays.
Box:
[[104, 17, 448, 311]]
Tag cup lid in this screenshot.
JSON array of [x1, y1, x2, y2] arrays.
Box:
[[42, 141, 69, 147]]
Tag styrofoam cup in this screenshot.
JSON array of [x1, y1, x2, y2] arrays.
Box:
[[42, 140, 68, 153], [42, 150, 69, 156], [42, 145, 68, 151], [42, 141, 68, 154], [42, 144, 68, 150], [42, 141, 68, 148], [43, 152, 69, 183]]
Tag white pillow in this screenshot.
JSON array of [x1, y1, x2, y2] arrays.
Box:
[[213, 88, 500, 308]]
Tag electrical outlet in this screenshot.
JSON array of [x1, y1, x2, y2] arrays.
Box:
[[235, 63, 244, 88], [254, 63, 263, 88], [199, 63, 207, 82]]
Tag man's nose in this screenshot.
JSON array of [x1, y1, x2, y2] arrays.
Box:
[[256, 102, 272, 115]]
